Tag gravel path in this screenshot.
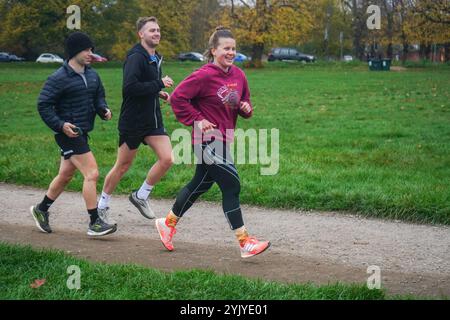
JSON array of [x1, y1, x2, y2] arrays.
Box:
[[1, 183, 449, 297]]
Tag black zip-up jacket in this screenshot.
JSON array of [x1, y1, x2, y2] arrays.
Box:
[[37, 62, 109, 134], [119, 43, 165, 135]]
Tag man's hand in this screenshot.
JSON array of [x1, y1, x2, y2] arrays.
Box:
[[159, 91, 170, 103], [62, 122, 79, 138], [239, 101, 252, 114], [103, 108, 112, 120], [162, 76, 174, 88]]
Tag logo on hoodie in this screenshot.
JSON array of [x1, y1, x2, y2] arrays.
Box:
[[217, 83, 239, 109]]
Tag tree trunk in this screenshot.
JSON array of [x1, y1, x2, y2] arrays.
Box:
[[246, 0, 268, 68], [384, 0, 394, 59], [351, 0, 366, 60], [402, 43, 409, 65], [425, 44, 432, 61], [387, 44, 393, 59], [419, 43, 433, 60], [419, 44, 426, 60], [249, 43, 264, 68], [398, 0, 410, 65], [444, 43, 450, 62]]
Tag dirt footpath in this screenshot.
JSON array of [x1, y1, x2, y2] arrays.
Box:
[[0, 183, 449, 297]]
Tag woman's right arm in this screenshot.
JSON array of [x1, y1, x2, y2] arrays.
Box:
[[170, 72, 206, 126]]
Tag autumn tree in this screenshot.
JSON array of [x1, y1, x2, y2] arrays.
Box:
[[109, 0, 195, 60], [0, 0, 129, 59], [217, 0, 314, 67], [410, 0, 450, 25], [190, 0, 222, 52], [0, 0, 69, 59], [407, 0, 450, 61], [0, 0, 196, 60], [306, 0, 353, 59]]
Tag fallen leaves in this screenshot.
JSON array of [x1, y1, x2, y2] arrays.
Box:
[[30, 279, 46, 289]]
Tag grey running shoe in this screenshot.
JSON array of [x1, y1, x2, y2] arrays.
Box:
[[30, 205, 52, 233], [87, 217, 117, 237], [97, 207, 116, 225], [129, 190, 155, 219]]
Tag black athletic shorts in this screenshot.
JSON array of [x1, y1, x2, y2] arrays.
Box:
[[119, 127, 168, 150], [54, 133, 90, 160]]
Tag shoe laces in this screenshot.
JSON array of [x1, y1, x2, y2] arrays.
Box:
[[98, 208, 108, 216], [96, 217, 109, 226], [241, 236, 259, 248], [162, 220, 176, 237]]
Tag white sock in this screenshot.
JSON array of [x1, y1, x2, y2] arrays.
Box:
[[137, 181, 153, 200], [98, 191, 111, 209]]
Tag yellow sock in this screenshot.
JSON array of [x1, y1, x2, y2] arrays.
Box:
[[165, 211, 179, 228], [235, 226, 249, 245]]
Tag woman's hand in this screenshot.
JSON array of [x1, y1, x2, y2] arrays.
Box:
[[239, 101, 251, 114], [197, 119, 216, 133]]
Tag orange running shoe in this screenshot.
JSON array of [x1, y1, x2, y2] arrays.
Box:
[[240, 236, 271, 258], [155, 218, 176, 251]]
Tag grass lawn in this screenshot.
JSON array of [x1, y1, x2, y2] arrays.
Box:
[[0, 61, 449, 224], [0, 242, 395, 300]]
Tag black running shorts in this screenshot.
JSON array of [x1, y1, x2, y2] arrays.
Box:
[[54, 133, 90, 160], [119, 127, 168, 150]]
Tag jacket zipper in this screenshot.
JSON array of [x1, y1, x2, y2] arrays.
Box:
[[154, 97, 158, 127], [155, 56, 163, 127]]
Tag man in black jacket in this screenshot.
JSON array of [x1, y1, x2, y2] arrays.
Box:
[[31, 32, 117, 237], [98, 17, 174, 222]]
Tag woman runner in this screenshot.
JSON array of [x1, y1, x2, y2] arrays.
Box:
[[155, 27, 270, 258]]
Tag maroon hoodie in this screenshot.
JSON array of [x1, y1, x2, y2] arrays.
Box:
[[170, 63, 253, 144]]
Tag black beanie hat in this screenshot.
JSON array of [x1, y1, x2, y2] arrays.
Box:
[[65, 32, 94, 60]]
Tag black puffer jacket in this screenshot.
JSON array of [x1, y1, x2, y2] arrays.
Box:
[[119, 43, 165, 135], [37, 62, 109, 134]]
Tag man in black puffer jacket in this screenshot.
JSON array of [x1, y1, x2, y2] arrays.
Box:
[[31, 32, 117, 237]]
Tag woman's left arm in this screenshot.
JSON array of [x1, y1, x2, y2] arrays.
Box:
[[238, 76, 253, 118]]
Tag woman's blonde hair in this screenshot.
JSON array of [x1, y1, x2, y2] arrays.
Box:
[[204, 26, 234, 63]]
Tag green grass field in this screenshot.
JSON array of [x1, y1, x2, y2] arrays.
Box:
[[0, 242, 397, 300], [0, 61, 449, 224]]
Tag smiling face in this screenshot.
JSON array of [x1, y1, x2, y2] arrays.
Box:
[[139, 21, 161, 48], [212, 37, 236, 71]]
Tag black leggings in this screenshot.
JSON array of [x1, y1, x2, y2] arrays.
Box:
[[172, 141, 244, 230]]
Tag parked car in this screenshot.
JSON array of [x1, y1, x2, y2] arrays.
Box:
[[343, 55, 353, 62], [234, 52, 249, 62], [268, 48, 316, 63], [0, 52, 23, 62], [89, 53, 108, 63], [9, 54, 25, 62], [0, 52, 12, 62], [177, 52, 204, 62], [36, 53, 64, 63]]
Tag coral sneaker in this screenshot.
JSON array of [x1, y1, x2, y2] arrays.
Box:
[[155, 218, 176, 251], [240, 236, 271, 258]]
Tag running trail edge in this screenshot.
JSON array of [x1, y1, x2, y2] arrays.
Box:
[[0, 183, 449, 297]]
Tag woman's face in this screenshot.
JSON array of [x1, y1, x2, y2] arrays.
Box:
[[212, 37, 236, 70]]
